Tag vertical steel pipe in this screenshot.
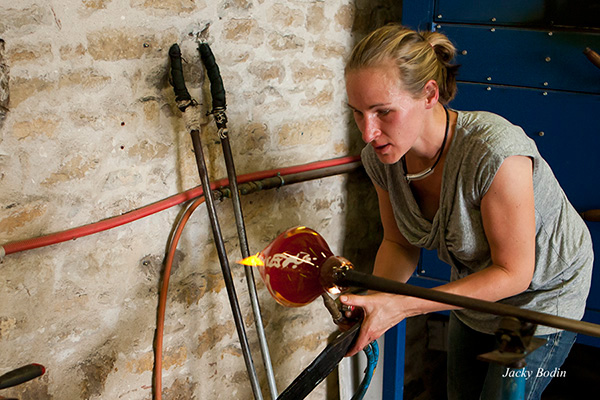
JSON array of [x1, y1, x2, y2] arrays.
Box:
[[221, 134, 279, 398], [189, 128, 263, 400], [199, 42, 277, 399]]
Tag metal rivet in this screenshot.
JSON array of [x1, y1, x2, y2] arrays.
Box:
[[543, 92, 548, 96], [543, 82, 549, 86], [491, 17, 497, 22], [538, 131, 545, 137], [545, 57, 551, 62], [491, 28, 496, 32], [487, 87, 492, 91], [487, 77, 492, 81], [548, 32, 553, 36], [437, 14, 443, 19], [461, 50, 468, 55], [436, 24, 442, 29]]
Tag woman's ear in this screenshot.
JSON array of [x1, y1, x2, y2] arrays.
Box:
[[423, 80, 439, 109]]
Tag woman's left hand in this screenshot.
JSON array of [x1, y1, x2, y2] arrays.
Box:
[[340, 292, 408, 357]]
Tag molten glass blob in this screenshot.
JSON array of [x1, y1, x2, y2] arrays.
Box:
[[239, 226, 349, 307]]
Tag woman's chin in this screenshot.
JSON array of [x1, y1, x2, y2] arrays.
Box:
[[375, 152, 401, 165]]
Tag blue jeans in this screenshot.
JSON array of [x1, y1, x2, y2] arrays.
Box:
[[447, 312, 576, 400]]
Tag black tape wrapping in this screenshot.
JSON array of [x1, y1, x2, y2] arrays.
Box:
[[198, 43, 226, 110], [168, 44, 192, 106], [0, 364, 45, 390]]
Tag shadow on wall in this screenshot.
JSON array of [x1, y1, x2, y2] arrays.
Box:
[[342, 1, 402, 273]]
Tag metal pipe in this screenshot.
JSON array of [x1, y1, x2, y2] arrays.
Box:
[[198, 41, 277, 398], [189, 128, 263, 400], [218, 161, 363, 198], [221, 135, 278, 398], [336, 269, 600, 338]]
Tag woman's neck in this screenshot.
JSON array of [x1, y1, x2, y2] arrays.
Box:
[[404, 105, 452, 172]]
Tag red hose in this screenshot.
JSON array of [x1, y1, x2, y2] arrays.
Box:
[[1, 155, 360, 256], [154, 196, 205, 400]]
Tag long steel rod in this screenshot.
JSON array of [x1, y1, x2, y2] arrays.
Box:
[[198, 39, 277, 398], [220, 135, 278, 398], [189, 129, 263, 400], [337, 270, 600, 337]]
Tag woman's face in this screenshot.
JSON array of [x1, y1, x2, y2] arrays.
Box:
[[345, 62, 427, 165]]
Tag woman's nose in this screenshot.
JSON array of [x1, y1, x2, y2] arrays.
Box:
[[361, 117, 380, 144]]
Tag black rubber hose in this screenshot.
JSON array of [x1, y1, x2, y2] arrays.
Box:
[[168, 44, 192, 107], [0, 364, 45, 390], [198, 43, 226, 110]]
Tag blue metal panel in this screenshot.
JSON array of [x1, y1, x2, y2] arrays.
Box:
[[414, 249, 450, 282], [383, 321, 406, 400], [434, 0, 600, 28], [401, 0, 434, 31], [435, 0, 547, 26], [450, 83, 600, 212], [437, 25, 600, 94]]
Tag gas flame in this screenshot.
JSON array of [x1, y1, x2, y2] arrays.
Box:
[[237, 253, 264, 267]]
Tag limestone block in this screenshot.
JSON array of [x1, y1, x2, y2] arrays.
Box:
[[277, 117, 331, 147], [248, 61, 285, 84], [291, 61, 334, 83], [6, 42, 53, 65], [81, 0, 111, 10], [8, 76, 57, 108], [58, 68, 111, 90], [87, 28, 177, 61], [301, 84, 334, 107], [306, 4, 327, 34], [59, 43, 87, 61], [0, 201, 47, 236], [11, 116, 60, 140], [223, 18, 265, 43], [41, 155, 98, 185], [267, 32, 305, 52], [0, 5, 54, 35], [130, 0, 206, 14], [267, 4, 304, 29]]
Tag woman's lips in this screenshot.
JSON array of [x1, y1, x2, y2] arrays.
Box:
[[373, 143, 390, 153]]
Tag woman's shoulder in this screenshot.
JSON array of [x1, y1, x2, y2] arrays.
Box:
[[454, 109, 533, 152], [455, 110, 519, 138]]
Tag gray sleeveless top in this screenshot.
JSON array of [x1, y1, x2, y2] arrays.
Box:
[[362, 110, 593, 335]]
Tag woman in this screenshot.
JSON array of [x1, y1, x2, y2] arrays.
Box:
[[340, 24, 593, 399]]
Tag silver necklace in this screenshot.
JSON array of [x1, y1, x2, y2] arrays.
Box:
[[402, 107, 449, 182]]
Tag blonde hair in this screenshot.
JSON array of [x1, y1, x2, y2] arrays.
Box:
[[345, 24, 459, 104]]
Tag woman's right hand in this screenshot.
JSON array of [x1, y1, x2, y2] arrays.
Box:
[[340, 292, 409, 357]]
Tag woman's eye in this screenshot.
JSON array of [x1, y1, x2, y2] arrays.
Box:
[[378, 109, 391, 116]]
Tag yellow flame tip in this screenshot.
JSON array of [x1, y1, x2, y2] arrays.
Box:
[[237, 254, 264, 267]]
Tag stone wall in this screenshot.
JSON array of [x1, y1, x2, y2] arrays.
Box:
[[0, 1, 399, 399]]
